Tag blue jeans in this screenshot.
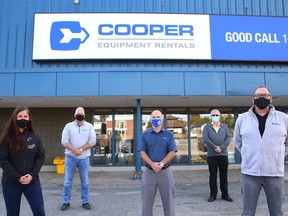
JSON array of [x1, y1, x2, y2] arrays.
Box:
[[2, 179, 45, 216], [62, 154, 90, 204]]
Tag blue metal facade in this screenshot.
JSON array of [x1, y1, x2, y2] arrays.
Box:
[[1, 0, 288, 100], [1, 0, 288, 168]]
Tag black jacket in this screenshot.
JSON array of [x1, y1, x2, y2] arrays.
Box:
[[0, 129, 45, 184]]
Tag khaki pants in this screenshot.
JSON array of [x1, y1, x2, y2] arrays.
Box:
[[141, 167, 175, 216]]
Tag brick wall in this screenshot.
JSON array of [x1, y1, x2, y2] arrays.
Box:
[[0, 107, 94, 165]]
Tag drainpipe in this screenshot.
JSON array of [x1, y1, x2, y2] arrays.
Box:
[[112, 110, 116, 165], [133, 99, 142, 180]]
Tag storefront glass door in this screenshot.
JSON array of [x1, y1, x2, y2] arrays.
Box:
[[92, 109, 134, 166], [92, 110, 113, 166]]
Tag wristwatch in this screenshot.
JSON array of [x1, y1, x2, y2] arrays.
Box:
[[79, 148, 83, 154], [159, 162, 164, 168]]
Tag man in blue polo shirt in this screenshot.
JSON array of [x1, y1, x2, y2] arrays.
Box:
[[138, 110, 178, 216]]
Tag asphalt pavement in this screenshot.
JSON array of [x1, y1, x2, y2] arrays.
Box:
[[0, 164, 288, 216]]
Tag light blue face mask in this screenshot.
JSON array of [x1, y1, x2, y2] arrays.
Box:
[[151, 118, 162, 127], [211, 115, 219, 123]]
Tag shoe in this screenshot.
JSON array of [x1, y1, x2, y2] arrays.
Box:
[[208, 196, 216, 202], [60, 203, 70, 211], [222, 195, 233, 202], [82, 203, 92, 210]]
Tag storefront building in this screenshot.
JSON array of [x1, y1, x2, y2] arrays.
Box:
[[1, 0, 288, 172]]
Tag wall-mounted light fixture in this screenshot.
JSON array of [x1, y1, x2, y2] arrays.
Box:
[[74, 0, 79, 4]]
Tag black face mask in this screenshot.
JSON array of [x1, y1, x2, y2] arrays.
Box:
[[76, 114, 85, 121], [17, 119, 29, 128], [254, 97, 270, 109]]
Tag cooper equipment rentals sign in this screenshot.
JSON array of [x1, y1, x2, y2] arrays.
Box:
[[32, 13, 288, 61]]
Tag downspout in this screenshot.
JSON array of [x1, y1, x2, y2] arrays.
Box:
[[133, 99, 142, 180]]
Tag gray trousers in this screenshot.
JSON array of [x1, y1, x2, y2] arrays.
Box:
[[241, 174, 284, 216], [141, 167, 175, 216]]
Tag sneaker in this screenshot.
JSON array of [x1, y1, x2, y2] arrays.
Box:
[[208, 196, 216, 202], [82, 203, 92, 210], [222, 195, 233, 202], [60, 203, 70, 211]]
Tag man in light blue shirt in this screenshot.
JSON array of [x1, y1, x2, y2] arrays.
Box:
[[60, 107, 96, 211]]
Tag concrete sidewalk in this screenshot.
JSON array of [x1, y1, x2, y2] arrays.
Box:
[[0, 165, 288, 215]]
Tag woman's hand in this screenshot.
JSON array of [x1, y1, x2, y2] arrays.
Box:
[[19, 174, 33, 184]]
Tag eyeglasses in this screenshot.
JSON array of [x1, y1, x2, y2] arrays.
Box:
[[253, 93, 271, 99], [211, 114, 219, 116]]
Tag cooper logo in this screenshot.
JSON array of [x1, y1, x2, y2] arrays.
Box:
[[50, 21, 90, 50], [98, 24, 194, 36]]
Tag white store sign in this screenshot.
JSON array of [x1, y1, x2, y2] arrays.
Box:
[[32, 13, 211, 60]]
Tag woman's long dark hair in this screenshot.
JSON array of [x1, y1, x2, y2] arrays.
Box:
[[0, 105, 34, 151]]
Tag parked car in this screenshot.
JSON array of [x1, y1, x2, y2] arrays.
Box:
[[94, 139, 104, 154], [119, 139, 133, 153]]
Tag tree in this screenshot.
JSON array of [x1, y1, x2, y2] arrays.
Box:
[[190, 115, 210, 128]]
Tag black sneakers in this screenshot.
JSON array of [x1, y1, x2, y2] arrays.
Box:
[[60, 203, 92, 210], [82, 203, 92, 210], [60, 203, 70, 211], [208, 195, 233, 202]]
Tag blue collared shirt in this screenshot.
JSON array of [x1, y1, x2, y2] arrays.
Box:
[[138, 128, 177, 163]]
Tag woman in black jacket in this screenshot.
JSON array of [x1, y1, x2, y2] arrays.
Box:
[[0, 105, 45, 216]]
